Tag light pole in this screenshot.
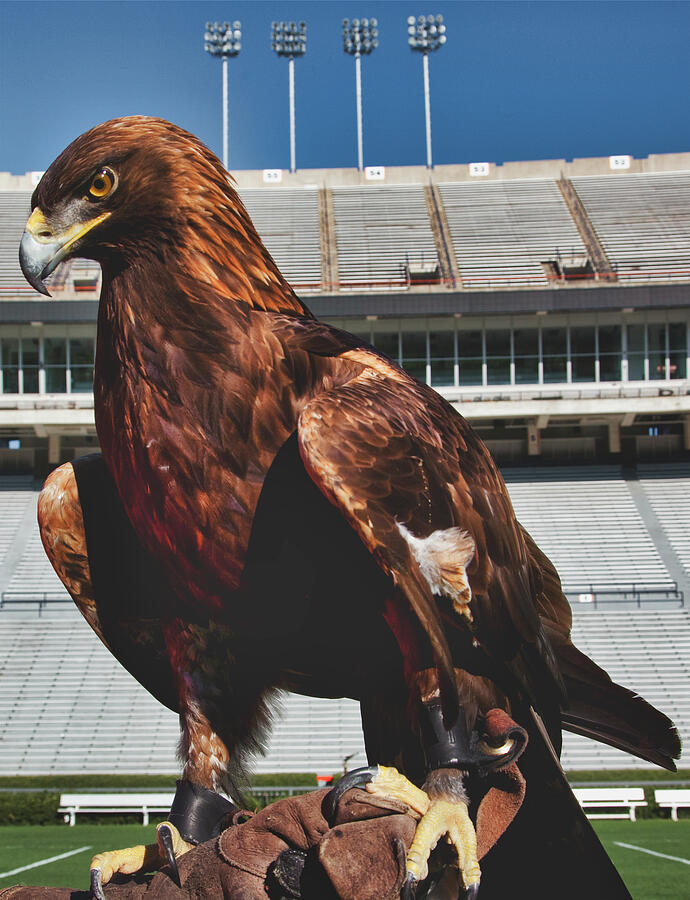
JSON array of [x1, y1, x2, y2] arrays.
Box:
[[343, 18, 379, 172], [407, 15, 446, 169], [204, 21, 242, 170], [271, 21, 307, 174]]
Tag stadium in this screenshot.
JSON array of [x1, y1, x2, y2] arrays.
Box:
[[1, 147, 689, 891]]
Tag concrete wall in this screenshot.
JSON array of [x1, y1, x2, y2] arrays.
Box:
[[3, 150, 689, 192]]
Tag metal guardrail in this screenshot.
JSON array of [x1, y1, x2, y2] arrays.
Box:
[[566, 583, 684, 609], [0, 591, 72, 615]]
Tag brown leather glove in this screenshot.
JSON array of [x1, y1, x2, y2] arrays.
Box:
[[1, 710, 526, 900]]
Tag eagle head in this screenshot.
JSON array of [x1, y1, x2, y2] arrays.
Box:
[[19, 116, 231, 295]]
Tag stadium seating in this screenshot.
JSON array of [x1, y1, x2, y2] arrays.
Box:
[[571, 171, 690, 282], [331, 184, 438, 289], [438, 178, 586, 288], [0, 475, 34, 570], [638, 463, 690, 579], [2, 486, 69, 600], [1, 469, 690, 774], [0, 607, 366, 775], [238, 187, 322, 291], [502, 466, 674, 593], [562, 608, 690, 769]]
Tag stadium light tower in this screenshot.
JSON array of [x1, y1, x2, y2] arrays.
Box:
[[342, 17, 379, 172], [407, 14, 446, 169], [204, 20, 242, 170], [271, 21, 307, 174]]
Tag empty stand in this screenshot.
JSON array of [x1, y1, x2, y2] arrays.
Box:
[[438, 179, 586, 288], [0, 476, 33, 570], [238, 187, 322, 291], [502, 466, 674, 593], [0, 608, 365, 775], [562, 609, 690, 769], [4, 490, 69, 599], [331, 184, 438, 289], [571, 171, 690, 282], [638, 463, 690, 579]]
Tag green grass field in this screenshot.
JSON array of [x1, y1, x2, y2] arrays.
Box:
[[0, 820, 688, 897]]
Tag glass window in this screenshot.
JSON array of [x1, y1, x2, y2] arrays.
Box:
[[69, 338, 95, 393], [458, 330, 482, 357], [401, 331, 426, 358], [429, 331, 454, 387], [485, 330, 511, 386], [668, 323, 687, 379], [648, 324, 666, 380], [373, 332, 399, 362], [401, 331, 426, 382], [542, 328, 566, 383], [1, 338, 19, 393], [626, 324, 645, 381], [458, 331, 483, 386], [44, 338, 67, 393], [570, 327, 595, 383], [572, 354, 595, 382], [22, 338, 39, 393], [542, 327, 566, 356], [514, 329, 539, 385], [570, 326, 595, 356], [598, 325, 622, 382]]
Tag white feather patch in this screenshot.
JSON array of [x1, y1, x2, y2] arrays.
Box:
[[397, 523, 475, 618]]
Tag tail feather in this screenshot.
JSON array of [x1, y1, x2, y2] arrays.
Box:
[[553, 634, 681, 771]]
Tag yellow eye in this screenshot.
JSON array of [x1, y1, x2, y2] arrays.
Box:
[[88, 167, 116, 199]]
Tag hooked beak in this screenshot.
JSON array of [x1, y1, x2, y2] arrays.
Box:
[[19, 207, 110, 296]]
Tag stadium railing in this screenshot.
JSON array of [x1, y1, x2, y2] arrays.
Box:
[[566, 583, 684, 609], [0, 591, 72, 615]]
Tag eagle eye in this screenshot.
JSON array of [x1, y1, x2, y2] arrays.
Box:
[[88, 167, 117, 200]]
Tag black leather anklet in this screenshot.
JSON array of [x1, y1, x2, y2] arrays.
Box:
[[420, 701, 523, 776], [168, 778, 238, 845]]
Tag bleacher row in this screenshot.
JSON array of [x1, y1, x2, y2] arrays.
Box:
[[1, 169, 689, 295], [1, 465, 689, 774]]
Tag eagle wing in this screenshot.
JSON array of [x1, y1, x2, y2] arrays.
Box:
[[297, 345, 564, 726]]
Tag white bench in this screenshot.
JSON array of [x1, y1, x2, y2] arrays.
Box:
[[654, 788, 690, 822], [59, 792, 175, 826], [572, 787, 647, 821]]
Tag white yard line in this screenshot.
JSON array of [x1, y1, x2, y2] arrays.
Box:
[[614, 841, 690, 866], [0, 845, 92, 878]]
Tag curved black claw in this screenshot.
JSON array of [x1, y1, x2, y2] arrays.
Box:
[[322, 765, 379, 821], [90, 868, 106, 900], [158, 824, 181, 888], [464, 882, 480, 899], [401, 873, 419, 900]]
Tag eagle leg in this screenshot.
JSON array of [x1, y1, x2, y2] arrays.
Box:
[[337, 700, 524, 899]]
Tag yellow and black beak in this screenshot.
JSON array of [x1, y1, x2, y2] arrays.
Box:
[[19, 208, 110, 296]]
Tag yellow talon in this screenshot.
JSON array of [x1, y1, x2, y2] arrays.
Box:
[[89, 822, 193, 888], [406, 797, 480, 888], [365, 764, 431, 816], [90, 842, 161, 886]]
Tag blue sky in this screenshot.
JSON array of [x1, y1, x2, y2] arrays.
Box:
[[1, 1, 689, 175]]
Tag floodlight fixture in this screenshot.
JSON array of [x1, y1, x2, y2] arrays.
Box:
[[342, 17, 379, 172], [406, 14, 446, 168], [271, 21, 307, 172], [204, 20, 242, 170]]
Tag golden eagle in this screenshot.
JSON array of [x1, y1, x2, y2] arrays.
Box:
[[20, 117, 679, 899]]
